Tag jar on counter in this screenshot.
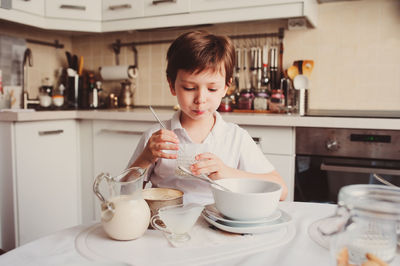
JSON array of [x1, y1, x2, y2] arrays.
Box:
[[218, 95, 233, 112], [268, 89, 285, 113], [253, 90, 269, 111], [52, 84, 65, 107], [237, 89, 254, 110], [39, 79, 53, 108], [317, 185, 400, 265]]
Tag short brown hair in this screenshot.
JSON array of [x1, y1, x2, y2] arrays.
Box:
[[166, 30, 235, 87]]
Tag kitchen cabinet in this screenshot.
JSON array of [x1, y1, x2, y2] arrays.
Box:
[[1, 0, 318, 32], [12, 0, 45, 16], [102, 0, 144, 21], [143, 0, 189, 17], [91, 120, 153, 220], [241, 125, 295, 201], [45, 0, 101, 21], [0, 120, 81, 249]]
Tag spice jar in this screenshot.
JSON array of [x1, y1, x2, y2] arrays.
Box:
[[52, 84, 65, 107], [253, 90, 268, 111], [218, 95, 233, 112], [268, 89, 285, 113], [324, 184, 400, 265], [237, 89, 254, 110]]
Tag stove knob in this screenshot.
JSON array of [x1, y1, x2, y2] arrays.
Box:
[[326, 139, 339, 151]]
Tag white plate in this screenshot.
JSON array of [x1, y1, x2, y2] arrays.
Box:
[[202, 209, 292, 234], [204, 204, 282, 226]]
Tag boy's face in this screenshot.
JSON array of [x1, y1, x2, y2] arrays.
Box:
[[169, 68, 228, 123]]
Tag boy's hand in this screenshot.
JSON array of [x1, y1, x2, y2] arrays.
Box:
[[190, 153, 235, 180], [140, 129, 179, 165]]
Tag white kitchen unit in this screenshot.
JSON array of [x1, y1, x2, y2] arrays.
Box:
[[0, 0, 318, 32], [241, 125, 295, 201], [102, 0, 144, 21], [91, 120, 153, 221], [0, 119, 81, 250]]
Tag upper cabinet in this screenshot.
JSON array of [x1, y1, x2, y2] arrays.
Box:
[[102, 0, 144, 21], [0, 0, 318, 32]]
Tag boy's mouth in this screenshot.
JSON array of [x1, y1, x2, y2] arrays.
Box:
[[192, 110, 206, 115]]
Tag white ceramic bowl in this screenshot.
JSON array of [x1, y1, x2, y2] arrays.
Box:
[[211, 178, 282, 221]]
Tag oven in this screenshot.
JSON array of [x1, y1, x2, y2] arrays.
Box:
[[294, 127, 400, 203]]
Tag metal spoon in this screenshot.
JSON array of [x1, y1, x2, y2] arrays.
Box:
[[373, 173, 398, 188], [178, 166, 232, 192], [149, 106, 166, 129]]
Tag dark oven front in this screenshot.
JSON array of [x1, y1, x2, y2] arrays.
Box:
[[294, 127, 400, 203]]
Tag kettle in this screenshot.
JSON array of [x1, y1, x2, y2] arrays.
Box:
[[119, 80, 134, 108]]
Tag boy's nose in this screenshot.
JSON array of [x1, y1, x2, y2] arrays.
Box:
[[194, 88, 207, 104]]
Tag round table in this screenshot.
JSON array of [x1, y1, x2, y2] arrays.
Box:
[[0, 202, 398, 266]]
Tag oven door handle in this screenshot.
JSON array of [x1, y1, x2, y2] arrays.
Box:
[[320, 163, 400, 176]]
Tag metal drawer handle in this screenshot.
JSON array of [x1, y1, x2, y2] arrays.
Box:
[[60, 5, 86, 11], [100, 129, 142, 135], [108, 4, 132, 11], [152, 0, 176, 5], [38, 129, 64, 136], [320, 163, 400, 176]]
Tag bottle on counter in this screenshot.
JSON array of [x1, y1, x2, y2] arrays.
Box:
[[52, 84, 65, 108], [39, 77, 53, 108]]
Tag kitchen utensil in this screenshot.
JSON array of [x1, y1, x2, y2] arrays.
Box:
[[150, 203, 204, 242], [287, 65, 299, 81], [177, 166, 231, 192], [93, 167, 150, 241], [261, 44, 269, 88], [149, 106, 166, 129], [373, 173, 398, 188], [302, 60, 314, 78], [78, 56, 84, 76], [211, 178, 282, 221], [72, 55, 78, 71], [65, 51, 72, 68]]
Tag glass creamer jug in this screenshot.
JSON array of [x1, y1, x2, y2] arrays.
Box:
[[93, 167, 151, 241], [325, 184, 400, 265]]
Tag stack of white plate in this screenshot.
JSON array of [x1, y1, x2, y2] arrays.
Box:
[[202, 204, 292, 234]]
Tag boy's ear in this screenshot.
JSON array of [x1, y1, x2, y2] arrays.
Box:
[[168, 78, 176, 96], [223, 77, 232, 95]]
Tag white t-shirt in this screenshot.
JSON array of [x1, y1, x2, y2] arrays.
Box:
[[128, 111, 274, 204]]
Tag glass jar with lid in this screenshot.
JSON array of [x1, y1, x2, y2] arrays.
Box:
[[253, 90, 269, 111], [324, 184, 400, 265], [237, 89, 254, 110]]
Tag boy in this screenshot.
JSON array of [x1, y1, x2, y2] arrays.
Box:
[[128, 30, 287, 204]]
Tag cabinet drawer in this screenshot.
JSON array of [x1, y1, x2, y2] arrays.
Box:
[[241, 126, 294, 155], [190, 0, 283, 12], [143, 0, 189, 17], [12, 0, 45, 16], [102, 0, 144, 21], [45, 0, 101, 20]]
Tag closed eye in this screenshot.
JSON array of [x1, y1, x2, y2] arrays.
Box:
[[208, 88, 217, 92], [183, 87, 195, 91]]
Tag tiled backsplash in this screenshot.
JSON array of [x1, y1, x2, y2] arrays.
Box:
[[1, 0, 399, 110]]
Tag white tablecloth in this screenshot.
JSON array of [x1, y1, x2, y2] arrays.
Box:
[[0, 202, 399, 266]]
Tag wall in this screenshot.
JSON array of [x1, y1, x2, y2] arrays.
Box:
[[1, 0, 399, 110], [0, 20, 72, 98]]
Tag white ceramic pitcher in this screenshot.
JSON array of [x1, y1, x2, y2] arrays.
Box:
[[93, 167, 150, 240]]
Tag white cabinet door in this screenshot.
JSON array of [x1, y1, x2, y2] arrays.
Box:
[[45, 0, 101, 20], [12, 0, 45, 16], [102, 0, 144, 21], [14, 120, 80, 246], [92, 120, 152, 220], [191, 0, 284, 12], [143, 0, 189, 17]]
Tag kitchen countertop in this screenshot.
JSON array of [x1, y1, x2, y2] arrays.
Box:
[[0, 108, 399, 130]]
